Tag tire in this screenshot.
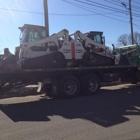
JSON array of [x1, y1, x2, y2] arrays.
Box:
[[42, 84, 58, 97], [131, 77, 138, 84], [47, 52, 67, 68], [82, 74, 100, 95], [59, 76, 80, 98], [55, 52, 67, 68], [41, 83, 52, 95]]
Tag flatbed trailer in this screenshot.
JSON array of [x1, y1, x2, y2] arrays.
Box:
[[0, 65, 140, 98]]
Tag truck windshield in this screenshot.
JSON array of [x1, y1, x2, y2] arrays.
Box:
[[21, 26, 46, 43]]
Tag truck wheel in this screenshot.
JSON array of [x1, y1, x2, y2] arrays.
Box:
[[59, 76, 80, 98], [82, 74, 100, 95]]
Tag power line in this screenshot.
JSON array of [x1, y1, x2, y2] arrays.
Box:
[[133, 24, 140, 30], [105, 0, 140, 12], [75, 0, 140, 17], [68, 0, 140, 21], [112, 14, 140, 22], [1, 2, 139, 25], [49, 13, 112, 16], [87, 0, 127, 11], [104, 0, 126, 7], [132, 0, 140, 5], [0, 7, 43, 14], [133, 18, 140, 22], [78, 0, 140, 18], [75, 0, 128, 14], [111, 0, 140, 11], [62, 0, 118, 15], [0, 1, 139, 18], [113, 0, 136, 44], [85, 0, 140, 17], [92, 0, 140, 21], [132, 8, 140, 13], [0, 7, 116, 16], [63, 0, 140, 27], [0, 6, 130, 17], [132, 5, 140, 11], [63, 0, 129, 23]]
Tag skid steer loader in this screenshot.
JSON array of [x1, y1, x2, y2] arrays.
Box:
[[14, 24, 116, 69], [2, 24, 132, 69]]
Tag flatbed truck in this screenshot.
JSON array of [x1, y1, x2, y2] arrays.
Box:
[[0, 64, 140, 98], [0, 24, 140, 98]]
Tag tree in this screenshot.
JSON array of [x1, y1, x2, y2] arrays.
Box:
[[133, 32, 140, 44], [118, 34, 128, 46], [117, 32, 140, 46]]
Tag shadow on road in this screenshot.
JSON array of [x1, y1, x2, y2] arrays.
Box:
[[0, 84, 140, 127], [0, 86, 41, 99]]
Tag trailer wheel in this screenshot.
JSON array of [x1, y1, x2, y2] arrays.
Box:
[[82, 74, 100, 95], [59, 76, 80, 98], [42, 83, 58, 97], [131, 77, 138, 84]]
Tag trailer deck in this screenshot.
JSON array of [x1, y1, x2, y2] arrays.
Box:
[[0, 64, 140, 97]]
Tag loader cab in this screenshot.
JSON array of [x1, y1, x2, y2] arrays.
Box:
[[0, 55, 3, 61], [18, 24, 49, 53], [84, 31, 105, 51], [19, 24, 47, 43], [84, 31, 105, 45]]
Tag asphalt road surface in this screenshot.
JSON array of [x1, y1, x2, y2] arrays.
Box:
[[0, 83, 140, 140]]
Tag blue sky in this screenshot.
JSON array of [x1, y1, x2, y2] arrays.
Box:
[[0, 0, 140, 53]]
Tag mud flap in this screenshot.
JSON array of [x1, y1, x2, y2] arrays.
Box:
[[37, 82, 43, 92], [0, 55, 20, 70], [37, 78, 51, 93]]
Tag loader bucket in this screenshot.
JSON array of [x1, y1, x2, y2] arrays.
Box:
[[0, 54, 20, 70]]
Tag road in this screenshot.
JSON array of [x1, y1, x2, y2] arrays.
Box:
[[0, 84, 140, 140]]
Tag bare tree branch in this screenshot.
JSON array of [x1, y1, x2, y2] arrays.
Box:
[[117, 34, 128, 46], [117, 32, 140, 46]]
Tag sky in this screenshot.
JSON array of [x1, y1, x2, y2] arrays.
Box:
[[0, 0, 140, 53]]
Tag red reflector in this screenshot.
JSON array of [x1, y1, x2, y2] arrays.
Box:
[[71, 43, 75, 59]]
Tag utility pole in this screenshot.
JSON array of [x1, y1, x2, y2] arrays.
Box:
[[129, 0, 134, 44], [44, 0, 49, 37], [122, 0, 134, 44]]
